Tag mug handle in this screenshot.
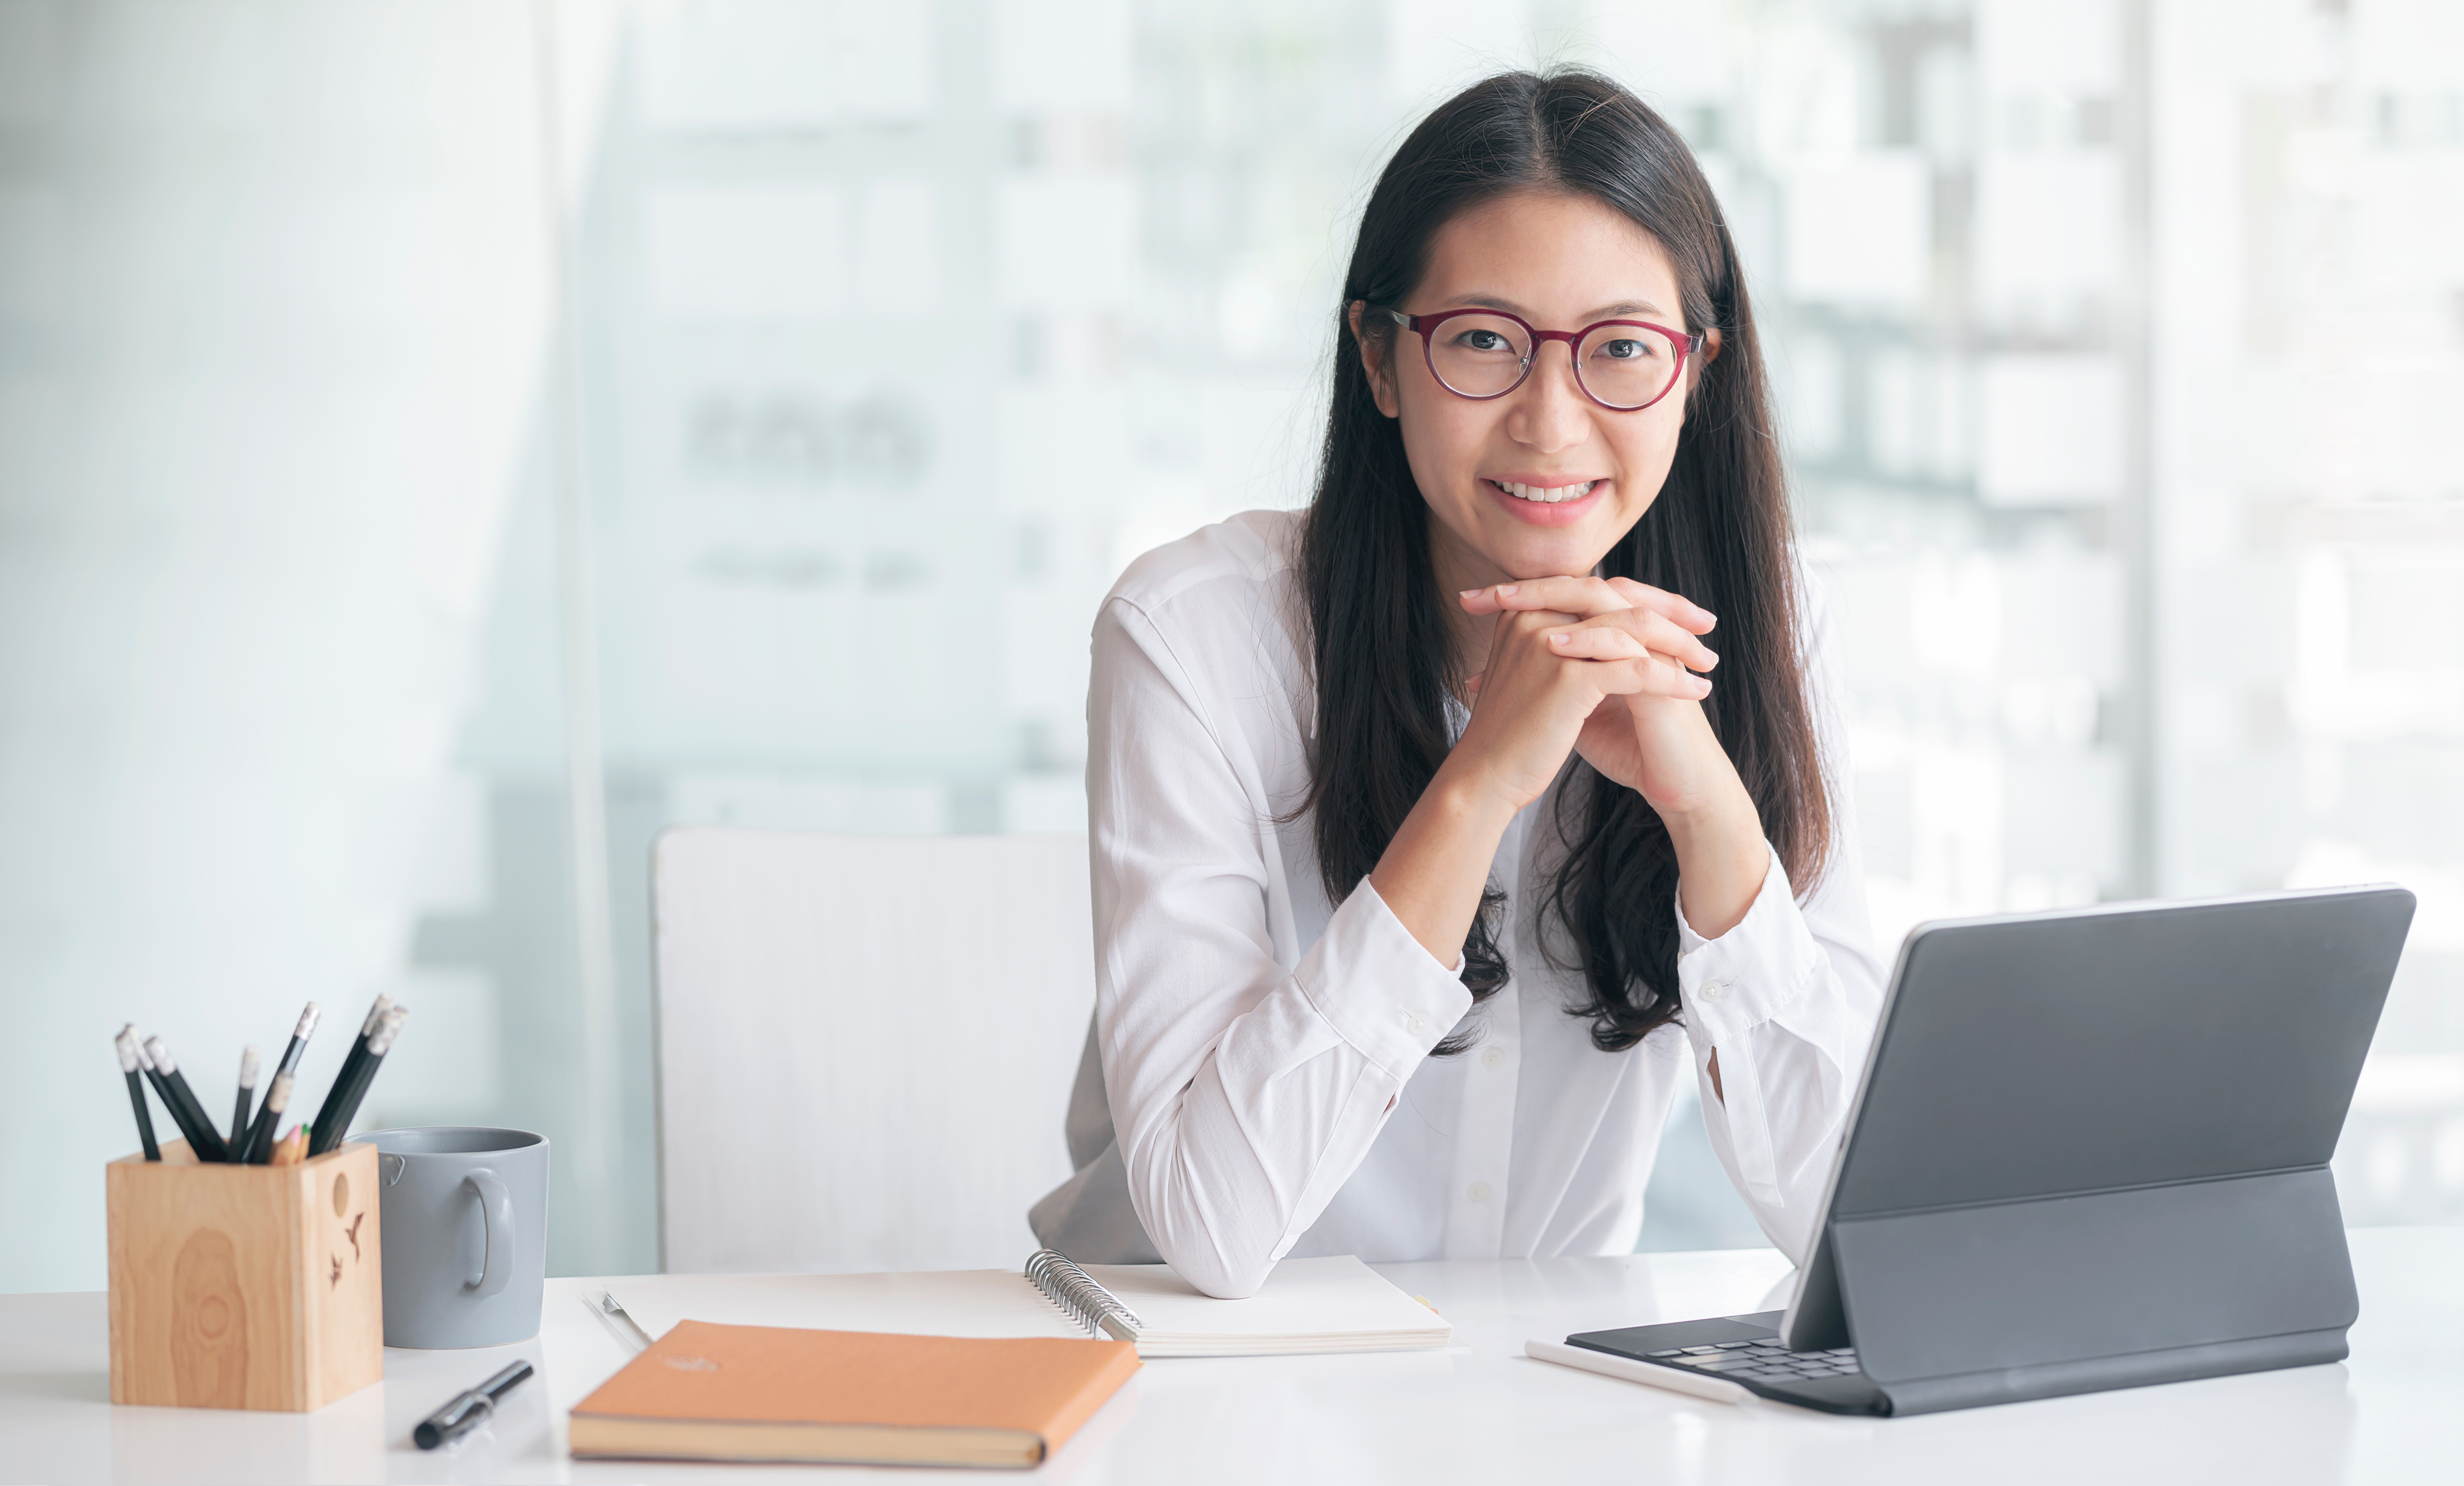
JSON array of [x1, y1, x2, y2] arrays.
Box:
[[462, 1168, 514, 1297]]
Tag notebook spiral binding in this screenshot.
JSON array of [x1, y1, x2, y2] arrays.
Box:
[[1024, 1249, 1145, 1341]]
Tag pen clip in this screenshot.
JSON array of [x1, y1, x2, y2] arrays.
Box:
[[591, 1289, 654, 1354]]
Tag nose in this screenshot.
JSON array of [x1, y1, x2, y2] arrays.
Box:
[[1504, 339, 1591, 453]]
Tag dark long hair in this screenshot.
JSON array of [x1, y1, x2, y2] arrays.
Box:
[[1297, 70, 1831, 1054]]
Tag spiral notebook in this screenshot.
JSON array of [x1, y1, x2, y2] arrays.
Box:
[[618, 1251, 1452, 1359]]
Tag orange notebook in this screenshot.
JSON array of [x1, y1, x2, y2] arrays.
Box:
[[568, 1319, 1140, 1468]]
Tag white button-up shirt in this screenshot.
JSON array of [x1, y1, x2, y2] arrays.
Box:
[[1029, 510, 1885, 1299]]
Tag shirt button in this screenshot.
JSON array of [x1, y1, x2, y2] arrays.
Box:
[[1467, 1181, 1492, 1204], [1481, 1045, 1507, 1069], [1700, 980, 1729, 1003], [1408, 1014, 1431, 1036]]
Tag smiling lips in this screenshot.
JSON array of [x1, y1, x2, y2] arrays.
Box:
[[1487, 478, 1599, 505]]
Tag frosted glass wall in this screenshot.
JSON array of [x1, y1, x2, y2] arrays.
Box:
[[3, 0, 2457, 1290]]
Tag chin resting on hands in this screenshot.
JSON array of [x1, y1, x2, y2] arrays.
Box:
[[1452, 574, 1742, 818]]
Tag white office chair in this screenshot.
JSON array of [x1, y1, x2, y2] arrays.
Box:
[[650, 829, 1094, 1274]]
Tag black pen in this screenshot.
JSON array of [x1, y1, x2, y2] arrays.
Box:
[[115, 1026, 160, 1161], [141, 1036, 232, 1162], [307, 995, 389, 1151], [241, 1002, 320, 1164], [312, 1005, 407, 1156], [229, 1044, 260, 1151], [414, 1359, 533, 1450]]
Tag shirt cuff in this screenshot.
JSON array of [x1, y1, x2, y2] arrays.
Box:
[[1673, 841, 1820, 1044], [1293, 878, 1474, 1081]]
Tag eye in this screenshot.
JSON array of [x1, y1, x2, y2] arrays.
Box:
[[1596, 337, 1660, 361], [1455, 329, 1515, 353]]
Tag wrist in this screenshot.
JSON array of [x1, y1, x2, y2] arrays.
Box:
[[1658, 777, 1761, 858], [1428, 756, 1530, 835]]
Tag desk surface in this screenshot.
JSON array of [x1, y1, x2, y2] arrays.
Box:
[[4, 1227, 2456, 1485]]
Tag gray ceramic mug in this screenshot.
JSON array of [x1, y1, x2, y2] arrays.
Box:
[[365, 1127, 549, 1349]]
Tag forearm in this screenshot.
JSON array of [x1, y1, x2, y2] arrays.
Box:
[[1662, 768, 1767, 941], [1367, 758, 1521, 969], [1110, 877, 1472, 1297]]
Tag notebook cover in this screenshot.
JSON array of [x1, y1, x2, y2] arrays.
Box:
[[569, 1319, 1139, 1465]]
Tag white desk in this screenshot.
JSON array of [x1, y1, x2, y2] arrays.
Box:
[[4, 1227, 2455, 1484]]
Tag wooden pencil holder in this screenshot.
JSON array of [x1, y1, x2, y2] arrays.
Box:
[[106, 1139, 383, 1411]]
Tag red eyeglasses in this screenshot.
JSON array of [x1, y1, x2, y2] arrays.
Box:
[[1380, 307, 1707, 411]]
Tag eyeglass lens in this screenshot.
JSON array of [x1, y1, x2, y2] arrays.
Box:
[[1424, 314, 1682, 409]]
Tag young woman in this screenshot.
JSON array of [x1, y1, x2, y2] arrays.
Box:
[[1030, 70, 1884, 1299]]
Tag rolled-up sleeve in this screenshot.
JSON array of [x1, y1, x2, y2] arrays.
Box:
[[1673, 577, 1886, 1267], [1091, 596, 1470, 1299]]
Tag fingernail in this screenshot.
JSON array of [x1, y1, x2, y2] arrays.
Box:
[[1460, 589, 1481, 599], [1701, 649, 1718, 665], [1550, 632, 1570, 644], [1496, 584, 1517, 596]]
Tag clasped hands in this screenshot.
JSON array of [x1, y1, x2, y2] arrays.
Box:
[[1449, 575, 1735, 825]]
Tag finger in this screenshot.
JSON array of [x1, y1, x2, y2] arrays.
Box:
[[1538, 610, 1716, 671], [1545, 631, 1714, 696], [1459, 576, 1631, 618], [1599, 607, 1720, 670], [1603, 576, 1717, 634], [1463, 671, 1484, 694], [1537, 628, 1715, 700], [1587, 649, 1715, 700], [1545, 626, 1650, 661]]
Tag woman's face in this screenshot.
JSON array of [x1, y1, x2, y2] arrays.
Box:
[[1359, 190, 1712, 589]]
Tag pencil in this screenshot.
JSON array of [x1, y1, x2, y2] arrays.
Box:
[[241, 1003, 321, 1164], [132, 1032, 201, 1153], [307, 995, 389, 1151], [312, 1005, 407, 1156], [228, 1044, 260, 1151], [271, 1123, 308, 1167], [141, 1036, 232, 1163], [257, 1073, 296, 1164], [115, 1026, 160, 1161]]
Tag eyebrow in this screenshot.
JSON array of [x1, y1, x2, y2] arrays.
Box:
[[1435, 293, 1671, 322]]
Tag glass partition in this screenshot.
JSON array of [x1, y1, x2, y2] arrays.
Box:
[[3, 0, 2456, 1286]]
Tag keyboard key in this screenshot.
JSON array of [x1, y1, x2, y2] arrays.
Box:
[[1680, 1346, 1723, 1355], [1645, 1349, 1685, 1358]]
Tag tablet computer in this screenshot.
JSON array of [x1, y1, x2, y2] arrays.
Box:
[[1565, 883, 2415, 1416]]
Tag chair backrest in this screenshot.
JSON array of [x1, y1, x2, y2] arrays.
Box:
[[651, 829, 1092, 1275]]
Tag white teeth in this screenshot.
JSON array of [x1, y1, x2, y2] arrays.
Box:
[[1497, 479, 1596, 503]]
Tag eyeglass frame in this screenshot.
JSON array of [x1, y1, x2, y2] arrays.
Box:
[[1377, 306, 1709, 412]]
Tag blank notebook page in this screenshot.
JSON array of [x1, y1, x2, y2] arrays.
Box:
[[618, 1256, 1449, 1358], [1081, 1255, 1452, 1356]]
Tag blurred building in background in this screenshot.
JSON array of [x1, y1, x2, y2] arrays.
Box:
[[2, 0, 2457, 1287]]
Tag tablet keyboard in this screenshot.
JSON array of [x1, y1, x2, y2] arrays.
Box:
[[1566, 1310, 1886, 1413], [1643, 1338, 1863, 1382]]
